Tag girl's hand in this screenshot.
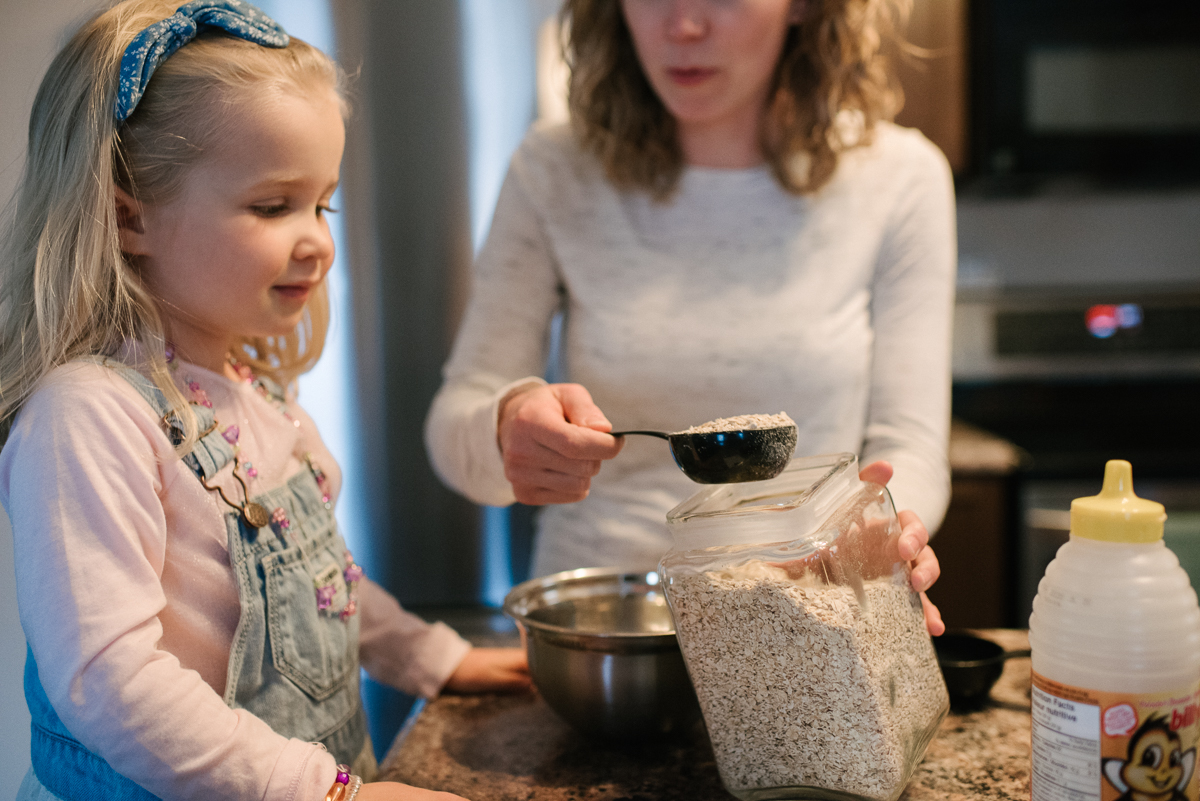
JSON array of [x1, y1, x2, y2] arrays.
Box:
[[497, 384, 624, 505], [443, 647, 531, 694], [357, 782, 470, 800], [859, 460, 945, 636]]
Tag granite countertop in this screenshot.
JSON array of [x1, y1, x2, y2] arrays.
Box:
[[381, 623, 1032, 800], [948, 419, 1024, 476]]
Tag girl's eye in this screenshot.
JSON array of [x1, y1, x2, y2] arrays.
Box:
[[252, 203, 289, 217], [317, 204, 339, 217]]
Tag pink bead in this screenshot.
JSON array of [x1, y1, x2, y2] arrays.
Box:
[[270, 507, 290, 531]]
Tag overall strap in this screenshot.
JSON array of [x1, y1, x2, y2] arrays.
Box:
[[78, 355, 235, 480], [251, 372, 287, 404]]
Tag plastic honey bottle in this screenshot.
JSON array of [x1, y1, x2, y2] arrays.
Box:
[[1029, 460, 1200, 801]]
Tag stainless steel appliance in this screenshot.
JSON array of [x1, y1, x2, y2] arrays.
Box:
[[951, 285, 1200, 625]]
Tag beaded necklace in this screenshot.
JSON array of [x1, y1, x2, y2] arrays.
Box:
[[165, 347, 363, 620]]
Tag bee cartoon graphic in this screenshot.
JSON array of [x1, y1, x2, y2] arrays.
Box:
[[1103, 714, 1196, 801]]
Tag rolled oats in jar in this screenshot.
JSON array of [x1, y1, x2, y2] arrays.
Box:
[[659, 453, 948, 801]]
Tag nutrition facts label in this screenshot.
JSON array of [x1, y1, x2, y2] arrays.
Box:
[[1031, 685, 1101, 801]]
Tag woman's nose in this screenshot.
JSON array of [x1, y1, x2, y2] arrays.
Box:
[[665, 0, 708, 41]]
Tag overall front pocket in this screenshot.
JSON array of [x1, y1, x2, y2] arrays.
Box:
[[262, 531, 358, 700]]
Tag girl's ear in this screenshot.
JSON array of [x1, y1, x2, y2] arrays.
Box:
[[115, 186, 150, 255], [788, 0, 807, 24]]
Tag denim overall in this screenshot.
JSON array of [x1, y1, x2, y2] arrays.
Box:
[[22, 360, 366, 800]]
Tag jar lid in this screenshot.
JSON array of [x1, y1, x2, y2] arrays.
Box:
[[1071, 459, 1166, 544], [665, 452, 860, 549]]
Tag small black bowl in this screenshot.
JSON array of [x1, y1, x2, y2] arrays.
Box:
[[933, 632, 1030, 710]]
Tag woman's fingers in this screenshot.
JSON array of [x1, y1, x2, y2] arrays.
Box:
[[911, 544, 940, 593], [892, 507, 942, 632], [502, 385, 622, 459], [900, 509, 939, 592], [556, 383, 614, 433], [920, 591, 946, 636], [896, 509, 930, 562], [858, 460, 893, 486], [498, 383, 624, 503], [503, 437, 604, 479]]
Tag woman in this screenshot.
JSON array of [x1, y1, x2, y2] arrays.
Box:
[[425, 0, 952, 629]]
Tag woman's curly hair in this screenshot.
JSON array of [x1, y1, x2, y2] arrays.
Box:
[[562, 0, 911, 198]]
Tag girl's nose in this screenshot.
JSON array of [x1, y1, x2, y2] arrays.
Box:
[[294, 215, 336, 265], [665, 0, 708, 41]]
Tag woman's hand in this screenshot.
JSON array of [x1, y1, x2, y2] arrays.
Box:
[[357, 783, 470, 800], [859, 460, 945, 636], [498, 383, 624, 505], [442, 647, 531, 694]]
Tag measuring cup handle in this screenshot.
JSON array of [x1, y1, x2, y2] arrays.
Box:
[[611, 430, 672, 440]]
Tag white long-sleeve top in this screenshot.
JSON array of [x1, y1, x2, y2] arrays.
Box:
[[426, 121, 956, 576], [1, 359, 471, 801]]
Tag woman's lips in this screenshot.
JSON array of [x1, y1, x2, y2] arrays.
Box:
[[667, 67, 718, 87]]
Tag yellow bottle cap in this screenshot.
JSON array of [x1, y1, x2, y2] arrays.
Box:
[[1071, 460, 1166, 543]]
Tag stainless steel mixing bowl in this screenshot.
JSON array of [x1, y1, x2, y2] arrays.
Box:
[[502, 567, 700, 741]]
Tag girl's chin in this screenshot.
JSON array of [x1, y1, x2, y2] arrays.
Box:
[[251, 312, 307, 339], [270, 295, 312, 317]]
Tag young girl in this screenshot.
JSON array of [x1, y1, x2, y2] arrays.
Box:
[[0, 2, 527, 799]]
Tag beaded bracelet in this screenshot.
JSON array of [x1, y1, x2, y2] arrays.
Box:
[[324, 764, 359, 801]]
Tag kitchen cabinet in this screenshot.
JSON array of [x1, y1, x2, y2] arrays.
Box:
[[927, 420, 1023, 629], [893, 0, 969, 173]]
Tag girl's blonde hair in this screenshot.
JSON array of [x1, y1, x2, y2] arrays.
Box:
[[0, 0, 345, 446], [563, 0, 911, 198]]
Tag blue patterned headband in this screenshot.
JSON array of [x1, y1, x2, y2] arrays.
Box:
[[115, 0, 289, 122]]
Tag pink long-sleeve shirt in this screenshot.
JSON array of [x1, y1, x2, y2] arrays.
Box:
[[1, 359, 471, 801]]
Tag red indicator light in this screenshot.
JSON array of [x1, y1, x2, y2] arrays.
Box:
[[1086, 305, 1118, 338], [1085, 303, 1143, 339]]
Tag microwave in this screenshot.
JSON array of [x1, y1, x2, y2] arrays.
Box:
[[968, 0, 1200, 184]]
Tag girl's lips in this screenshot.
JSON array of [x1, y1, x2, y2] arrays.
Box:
[[272, 284, 311, 301], [667, 67, 718, 87]]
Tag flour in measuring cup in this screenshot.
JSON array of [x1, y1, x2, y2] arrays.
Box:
[[679, 412, 795, 435]]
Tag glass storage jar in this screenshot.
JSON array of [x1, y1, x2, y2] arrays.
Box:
[[659, 453, 949, 801]]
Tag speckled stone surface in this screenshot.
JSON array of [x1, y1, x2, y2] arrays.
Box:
[[381, 628, 1032, 800]]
